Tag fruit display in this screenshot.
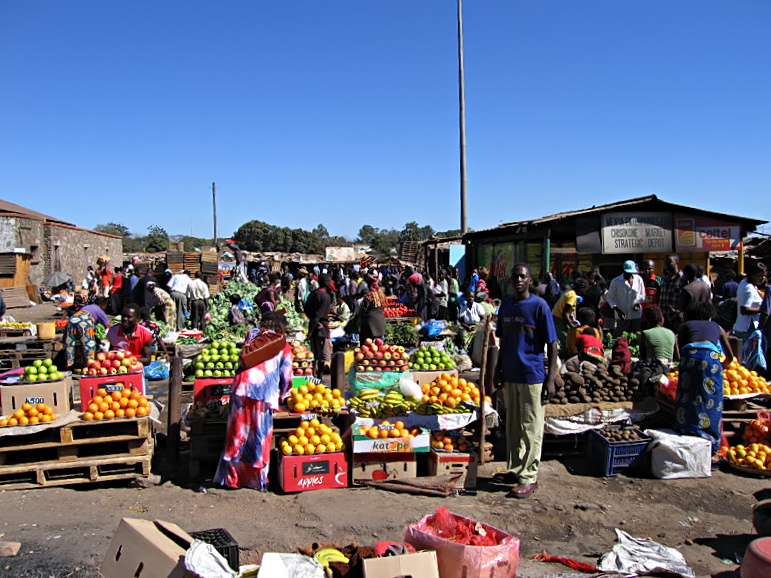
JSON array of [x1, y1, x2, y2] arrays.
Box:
[[285, 382, 345, 413], [417, 374, 487, 414], [596, 427, 646, 443], [73, 351, 144, 376], [430, 431, 471, 452], [279, 418, 344, 455], [290, 341, 315, 376], [743, 418, 771, 445], [723, 443, 771, 471], [192, 398, 228, 420], [348, 388, 418, 418], [55, 319, 69, 330], [0, 402, 57, 426], [409, 346, 455, 371], [81, 387, 151, 421], [0, 322, 33, 329], [723, 358, 770, 396], [383, 299, 416, 318], [20, 359, 65, 382], [355, 420, 422, 439], [194, 341, 240, 378], [550, 362, 649, 405], [354, 338, 409, 373]]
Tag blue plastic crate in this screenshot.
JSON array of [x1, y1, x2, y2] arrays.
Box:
[[586, 426, 651, 477]]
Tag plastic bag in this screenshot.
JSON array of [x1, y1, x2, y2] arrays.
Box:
[[419, 319, 448, 338], [348, 369, 407, 396], [405, 507, 520, 578], [398, 374, 423, 400], [144, 360, 170, 381], [237, 298, 255, 316], [742, 329, 767, 372], [598, 528, 694, 577], [644, 429, 711, 479]]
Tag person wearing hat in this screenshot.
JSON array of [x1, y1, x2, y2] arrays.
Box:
[[605, 260, 646, 337], [551, 277, 589, 357]]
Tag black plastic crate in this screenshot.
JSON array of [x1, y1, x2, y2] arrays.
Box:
[[586, 426, 651, 477], [190, 528, 239, 571]]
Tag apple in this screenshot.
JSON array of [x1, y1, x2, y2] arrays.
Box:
[[374, 338, 384, 347], [356, 365, 365, 372], [384, 352, 392, 360], [99, 367, 109, 375], [121, 358, 132, 367], [355, 353, 364, 361], [365, 338, 373, 345], [111, 360, 120, 369], [109, 367, 118, 374], [375, 351, 384, 359], [114, 351, 125, 361], [304, 368, 313, 375], [360, 346, 369, 356], [118, 366, 128, 373], [88, 368, 98, 376], [96, 352, 106, 361]]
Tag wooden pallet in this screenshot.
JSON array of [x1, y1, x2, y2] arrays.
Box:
[[0, 417, 153, 489], [0, 454, 152, 490]]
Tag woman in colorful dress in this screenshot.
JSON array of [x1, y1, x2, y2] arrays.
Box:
[[145, 281, 176, 328], [214, 312, 293, 490], [675, 301, 734, 455], [358, 273, 388, 342], [64, 296, 109, 369]]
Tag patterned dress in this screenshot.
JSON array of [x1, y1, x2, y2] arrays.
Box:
[[213, 332, 293, 491], [65, 309, 97, 368], [675, 341, 724, 453]]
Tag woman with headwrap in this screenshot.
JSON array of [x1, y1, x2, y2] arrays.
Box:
[[358, 273, 388, 342], [145, 281, 177, 328]]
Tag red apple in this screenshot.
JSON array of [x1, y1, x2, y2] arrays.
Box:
[[114, 351, 125, 361], [374, 338, 384, 347], [118, 366, 128, 373], [360, 346, 370, 355], [356, 365, 365, 372], [365, 338, 373, 345], [88, 368, 98, 376], [99, 367, 109, 375], [111, 360, 121, 369], [109, 367, 118, 374], [384, 352, 392, 360], [303, 368, 313, 375], [96, 352, 106, 361]]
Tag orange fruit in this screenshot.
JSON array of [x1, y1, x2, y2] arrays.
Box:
[[27, 408, 39, 418], [0, 419, 7, 427], [104, 410, 115, 419], [43, 406, 54, 416], [36, 403, 47, 412], [104, 395, 114, 404], [326, 442, 336, 452], [98, 402, 109, 413], [294, 444, 305, 455], [83, 412, 94, 421], [125, 408, 136, 418], [21, 403, 32, 412], [28, 416, 39, 425], [115, 408, 125, 418], [97, 388, 107, 397], [13, 409, 24, 420], [92, 395, 104, 405], [87, 402, 99, 413], [305, 444, 316, 454], [111, 390, 122, 401], [18, 416, 29, 425], [119, 397, 129, 408], [94, 411, 104, 420], [111, 402, 120, 412], [40, 414, 51, 423], [129, 391, 141, 401], [378, 429, 389, 439], [8, 418, 18, 426]]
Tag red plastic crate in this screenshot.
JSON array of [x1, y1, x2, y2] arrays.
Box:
[[77, 372, 145, 410], [278, 452, 348, 492], [193, 377, 233, 405]]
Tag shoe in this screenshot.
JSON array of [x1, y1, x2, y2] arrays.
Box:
[[492, 471, 518, 484], [506, 481, 538, 499]]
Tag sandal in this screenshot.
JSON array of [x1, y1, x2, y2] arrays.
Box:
[[492, 471, 518, 484]]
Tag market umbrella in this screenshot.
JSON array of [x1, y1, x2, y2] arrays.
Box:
[[43, 272, 72, 288]]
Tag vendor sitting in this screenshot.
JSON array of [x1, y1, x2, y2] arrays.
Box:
[[565, 307, 602, 358], [562, 329, 606, 373], [106, 303, 156, 365]]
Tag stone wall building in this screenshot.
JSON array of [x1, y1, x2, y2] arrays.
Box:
[[0, 199, 122, 288]]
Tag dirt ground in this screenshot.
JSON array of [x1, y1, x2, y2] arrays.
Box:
[[0, 303, 767, 578]]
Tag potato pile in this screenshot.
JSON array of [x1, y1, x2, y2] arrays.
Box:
[[552, 362, 649, 405], [596, 427, 646, 443]]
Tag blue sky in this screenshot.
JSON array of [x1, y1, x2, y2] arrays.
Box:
[[2, 1, 770, 240]]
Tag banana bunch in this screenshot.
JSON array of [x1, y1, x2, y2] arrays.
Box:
[[0, 322, 32, 328], [416, 402, 469, 415], [375, 390, 416, 418], [348, 388, 381, 417], [314, 547, 349, 572]]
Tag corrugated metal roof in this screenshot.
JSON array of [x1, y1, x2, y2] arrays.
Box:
[[465, 195, 766, 237], [0, 198, 74, 226]]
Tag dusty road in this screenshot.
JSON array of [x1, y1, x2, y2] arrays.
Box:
[[0, 303, 767, 577]]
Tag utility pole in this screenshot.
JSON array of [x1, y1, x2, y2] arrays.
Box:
[[212, 182, 218, 247], [458, 0, 468, 234]]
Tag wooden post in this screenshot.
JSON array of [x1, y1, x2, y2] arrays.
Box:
[[331, 351, 346, 392], [476, 316, 492, 464], [167, 355, 183, 463]]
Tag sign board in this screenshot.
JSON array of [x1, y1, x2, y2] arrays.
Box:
[[325, 246, 356, 262], [601, 212, 673, 254], [674, 214, 742, 252]]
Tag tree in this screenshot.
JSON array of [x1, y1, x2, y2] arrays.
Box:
[[233, 220, 324, 254], [312, 224, 330, 239], [357, 225, 378, 245], [94, 222, 131, 237], [145, 224, 169, 253]]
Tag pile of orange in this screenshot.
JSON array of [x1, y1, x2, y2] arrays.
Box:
[[430, 431, 470, 452], [279, 418, 344, 455], [286, 383, 344, 413], [82, 388, 151, 421], [723, 443, 771, 470], [723, 359, 769, 396], [0, 402, 57, 426], [743, 418, 771, 444], [419, 374, 490, 408], [357, 420, 421, 439]]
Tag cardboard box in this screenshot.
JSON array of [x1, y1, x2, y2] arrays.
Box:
[[193, 377, 232, 405], [428, 449, 478, 489], [363, 550, 440, 578], [278, 452, 348, 492], [353, 429, 430, 454], [101, 518, 197, 578], [78, 372, 144, 410], [352, 452, 417, 484], [1, 376, 72, 415], [410, 368, 458, 387]]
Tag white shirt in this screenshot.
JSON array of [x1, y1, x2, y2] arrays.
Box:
[[733, 279, 762, 333], [605, 273, 646, 320], [187, 278, 210, 301], [168, 273, 192, 294]]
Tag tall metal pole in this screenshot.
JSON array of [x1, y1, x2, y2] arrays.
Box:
[[212, 182, 218, 247], [458, 0, 468, 234]]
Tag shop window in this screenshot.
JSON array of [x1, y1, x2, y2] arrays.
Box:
[[30, 245, 40, 265]]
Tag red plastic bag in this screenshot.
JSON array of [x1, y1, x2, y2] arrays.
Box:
[[405, 507, 520, 578]]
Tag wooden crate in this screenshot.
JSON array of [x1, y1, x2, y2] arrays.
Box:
[[0, 417, 153, 490]]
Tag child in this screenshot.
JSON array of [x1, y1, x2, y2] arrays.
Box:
[[566, 307, 602, 357]]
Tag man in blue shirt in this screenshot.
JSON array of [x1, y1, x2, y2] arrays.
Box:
[[495, 264, 558, 499]]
